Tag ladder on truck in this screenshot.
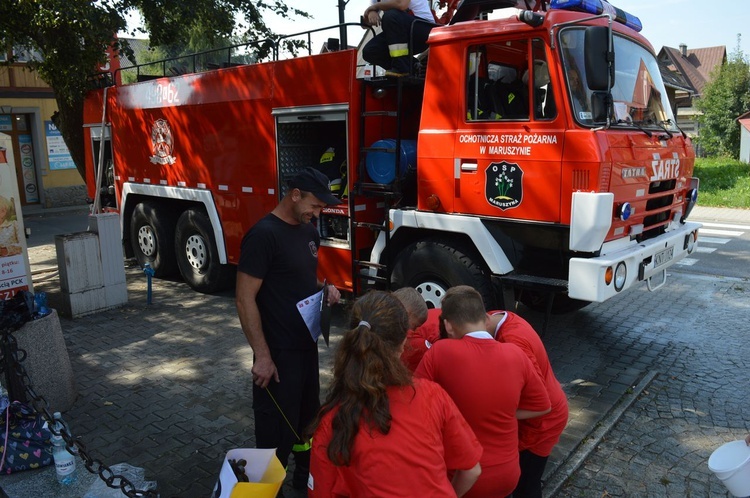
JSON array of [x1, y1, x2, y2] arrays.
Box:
[[350, 71, 424, 297]]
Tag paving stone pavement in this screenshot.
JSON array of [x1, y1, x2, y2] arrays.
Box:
[[554, 274, 750, 497], [1, 206, 748, 497]]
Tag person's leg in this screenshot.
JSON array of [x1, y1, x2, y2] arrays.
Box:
[[512, 449, 548, 498], [292, 348, 320, 489], [252, 349, 302, 470], [363, 32, 392, 70], [381, 10, 416, 74], [411, 19, 434, 55]]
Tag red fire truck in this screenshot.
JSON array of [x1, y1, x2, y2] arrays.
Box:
[[83, 0, 701, 315]]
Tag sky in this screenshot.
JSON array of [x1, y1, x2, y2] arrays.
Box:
[[260, 0, 750, 58], [123, 0, 750, 59]]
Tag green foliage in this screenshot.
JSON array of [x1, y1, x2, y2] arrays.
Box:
[[695, 37, 750, 159], [0, 0, 310, 179], [694, 157, 750, 208]]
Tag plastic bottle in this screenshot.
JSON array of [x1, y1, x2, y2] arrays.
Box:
[[51, 412, 77, 485]]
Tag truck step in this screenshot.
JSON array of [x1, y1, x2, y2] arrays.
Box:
[[362, 111, 398, 118], [499, 274, 568, 292], [355, 260, 387, 271], [353, 222, 386, 232]]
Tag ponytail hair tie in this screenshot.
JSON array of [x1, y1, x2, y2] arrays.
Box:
[[358, 320, 371, 330]]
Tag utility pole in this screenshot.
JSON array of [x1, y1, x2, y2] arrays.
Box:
[[338, 0, 349, 49]]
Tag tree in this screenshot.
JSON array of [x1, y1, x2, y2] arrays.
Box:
[[0, 0, 309, 180], [695, 36, 750, 158]]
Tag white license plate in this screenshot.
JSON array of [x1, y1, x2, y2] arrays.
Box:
[[654, 246, 674, 268]]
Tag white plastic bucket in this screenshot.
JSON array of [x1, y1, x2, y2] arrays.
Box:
[[708, 440, 750, 497]]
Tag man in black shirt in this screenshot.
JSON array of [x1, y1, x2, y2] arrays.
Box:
[[236, 167, 341, 489]]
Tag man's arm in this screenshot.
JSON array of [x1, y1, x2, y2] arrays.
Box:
[[363, 0, 411, 26], [236, 271, 279, 388]]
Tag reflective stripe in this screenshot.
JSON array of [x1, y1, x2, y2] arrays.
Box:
[[320, 148, 335, 164], [293, 439, 312, 452], [388, 43, 409, 58]]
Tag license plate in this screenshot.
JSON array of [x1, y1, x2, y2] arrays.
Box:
[[654, 246, 674, 268]]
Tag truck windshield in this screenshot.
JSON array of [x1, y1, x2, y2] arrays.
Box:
[[559, 28, 678, 131]]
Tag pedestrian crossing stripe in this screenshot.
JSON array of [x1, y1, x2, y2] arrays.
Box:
[[699, 228, 744, 237], [699, 236, 731, 244], [699, 222, 750, 230], [676, 258, 699, 266], [695, 246, 716, 253]]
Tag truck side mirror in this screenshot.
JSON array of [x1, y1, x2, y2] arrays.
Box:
[[590, 91, 610, 123], [584, 26, 614, 91]]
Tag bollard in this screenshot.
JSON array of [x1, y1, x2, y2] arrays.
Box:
[[143, 262, 155, 304]]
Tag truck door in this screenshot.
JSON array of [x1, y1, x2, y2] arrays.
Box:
[[454, 38, 565, 223]]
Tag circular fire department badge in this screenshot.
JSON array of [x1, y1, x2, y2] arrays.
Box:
[[150, 119, 176, 165]]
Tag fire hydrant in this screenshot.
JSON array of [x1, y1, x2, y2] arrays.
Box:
[[143, 262, 155, 305]]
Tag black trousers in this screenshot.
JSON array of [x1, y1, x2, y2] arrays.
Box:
[[363, 10, 434, 72], [512, 449, 548, 498], [253, 348, 320, 473]]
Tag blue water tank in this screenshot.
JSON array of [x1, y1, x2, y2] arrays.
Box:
[[365, 139, 417, 184]]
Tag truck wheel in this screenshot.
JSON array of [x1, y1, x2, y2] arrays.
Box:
[[391, 240, 496, 309], [130, 202, 177, 277], [175, 209, 234, 293]]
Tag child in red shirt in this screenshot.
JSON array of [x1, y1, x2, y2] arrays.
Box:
[[394, 287, 442, 372], [489, 310, 569, 498], [415, 286, 551, 497], [309, 290, 482, 497]]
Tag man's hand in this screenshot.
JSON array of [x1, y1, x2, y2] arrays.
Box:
[[364, 8, 381, 27], [326, 284, 341, 306], [252, 355, 279, 388]]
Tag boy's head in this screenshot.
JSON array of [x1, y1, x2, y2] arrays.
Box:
[[439, 285, 487, 338], [393, 287, 428, 330]]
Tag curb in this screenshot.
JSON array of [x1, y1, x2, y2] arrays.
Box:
[[544, 370, 659, 497]]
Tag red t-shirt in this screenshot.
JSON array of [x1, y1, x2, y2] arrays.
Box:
[[490, 311, 569, 457], [415, 335, 550, 497], [400, 308, 442, 372], [309, 378, 482, 498]]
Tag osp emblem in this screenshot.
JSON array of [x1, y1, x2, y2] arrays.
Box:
[[149, 119, 176, 165], [486, 161, 523, 210]]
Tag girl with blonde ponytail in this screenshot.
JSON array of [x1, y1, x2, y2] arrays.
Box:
[[308, 290, 482, 497]]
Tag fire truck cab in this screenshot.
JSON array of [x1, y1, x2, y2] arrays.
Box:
[[83, 0, 701, 315]]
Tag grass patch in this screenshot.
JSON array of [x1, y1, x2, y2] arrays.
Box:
[[694, 157, 750, 209]]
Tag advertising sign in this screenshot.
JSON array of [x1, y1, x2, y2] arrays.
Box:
[[45, 121, 76, 170], [0, 133, 33, 300], [18, 134, 39, 203], [0, 115, 11, 132]]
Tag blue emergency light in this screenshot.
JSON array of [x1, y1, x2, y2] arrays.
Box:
[[550, 0, 642, 32]]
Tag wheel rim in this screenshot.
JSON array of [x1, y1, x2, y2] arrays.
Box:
[[184, 234, 207, 271], [415, 281, 448, 309], [137, 225, 156, 257]]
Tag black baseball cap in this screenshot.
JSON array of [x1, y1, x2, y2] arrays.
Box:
[[288, 167, 342, 205]]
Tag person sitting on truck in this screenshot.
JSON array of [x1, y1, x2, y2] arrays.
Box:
[[362, 0, 435, 77], [415, 285, 551, 498], [308, 290, 483, 497]]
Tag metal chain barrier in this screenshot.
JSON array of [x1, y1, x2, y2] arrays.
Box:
[[0, 328, 160, 498]]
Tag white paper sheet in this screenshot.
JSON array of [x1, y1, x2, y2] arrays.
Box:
[[297, 288, 324, 343]]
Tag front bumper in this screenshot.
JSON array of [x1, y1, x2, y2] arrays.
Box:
[[568, 221, 702, 302]]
